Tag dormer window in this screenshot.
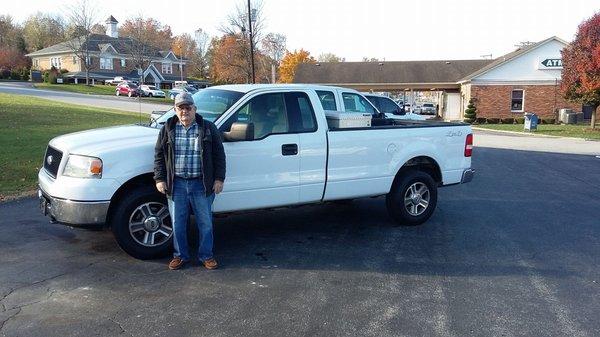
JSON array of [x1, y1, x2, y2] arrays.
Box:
[[100, 57, 113, 70], [162, 62, 172, 74]]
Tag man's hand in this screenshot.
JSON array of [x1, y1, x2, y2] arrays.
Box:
[[156, 181, 167, 194], [213, 180, 224, 194]]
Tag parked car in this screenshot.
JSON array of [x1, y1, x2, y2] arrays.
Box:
[[38, 84, 474, 259], [363, 94, 427, 121], [106, 76, 127, 86], [421, 103, 437, 115], [168, 86, 198, 99], [115, 82, 141, 97], [413, 105, 422, 114], [139, 85, 166, 98]]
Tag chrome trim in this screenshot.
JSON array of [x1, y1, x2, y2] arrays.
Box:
[[39, 188, 110, 225], [461, 169, 475, 184]]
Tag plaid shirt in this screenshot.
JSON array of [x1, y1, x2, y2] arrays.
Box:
[[174, 121, 202, 178]]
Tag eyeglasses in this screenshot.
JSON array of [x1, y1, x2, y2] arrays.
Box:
[[176, 104, 193, 111]]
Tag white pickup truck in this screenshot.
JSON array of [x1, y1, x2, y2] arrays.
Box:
[[38, 84, 474, 259]]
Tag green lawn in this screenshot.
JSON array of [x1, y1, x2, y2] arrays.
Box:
[[34, 83, 173, 104], [34, 82, 117, 95], [0, 93, 142, 199], [475, 123, 600, 140]]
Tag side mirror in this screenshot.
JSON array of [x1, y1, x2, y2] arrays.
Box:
[[223, 122, 254, 142], [150, 110, 166, 121]]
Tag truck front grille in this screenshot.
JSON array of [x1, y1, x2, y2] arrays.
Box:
[[43, 146, 63, 178]]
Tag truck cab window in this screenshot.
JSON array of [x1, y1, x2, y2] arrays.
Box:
[[316, 90, 337, 110], [223, 93, 289, 140], [342, 93, 376, 114]]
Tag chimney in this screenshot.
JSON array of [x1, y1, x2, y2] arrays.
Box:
[[105, 15, 119, 38]]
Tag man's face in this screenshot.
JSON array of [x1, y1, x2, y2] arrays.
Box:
[[175, 104, 196, 126]]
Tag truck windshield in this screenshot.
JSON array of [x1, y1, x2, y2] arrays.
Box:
[[151, 89, 244, 127]]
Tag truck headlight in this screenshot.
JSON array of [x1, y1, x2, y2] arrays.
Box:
[[63, 155, 103, 178]]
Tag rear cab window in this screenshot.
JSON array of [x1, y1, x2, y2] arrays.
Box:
[[316, 90, 337, 111], [341, 92, 376, 114]]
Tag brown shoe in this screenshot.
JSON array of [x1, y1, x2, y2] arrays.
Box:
[[202, 258, 218, 270], [168, 257, 186, 270]]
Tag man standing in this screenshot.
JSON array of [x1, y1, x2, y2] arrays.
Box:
[[154, 92, 226, 270]]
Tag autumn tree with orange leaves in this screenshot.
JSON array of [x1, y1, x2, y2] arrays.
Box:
[[561, 12, 600, 129], [278, 49, 316, 83]]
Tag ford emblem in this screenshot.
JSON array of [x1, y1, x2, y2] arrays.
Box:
[[46, 155, 53, 165]]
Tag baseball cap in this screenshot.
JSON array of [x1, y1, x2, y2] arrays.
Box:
[[174, 92, 195, 107]]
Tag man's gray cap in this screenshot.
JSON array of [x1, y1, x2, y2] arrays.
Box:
[[175, 92, 195, 107]]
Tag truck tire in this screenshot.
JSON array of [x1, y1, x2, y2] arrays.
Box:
[[110, 185, 173, 259], [386, 169, 437, 226]]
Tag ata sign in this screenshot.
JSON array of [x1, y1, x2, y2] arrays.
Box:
[[540, 58, 562, 68]]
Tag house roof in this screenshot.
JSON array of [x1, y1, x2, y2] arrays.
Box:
[[293, 59, 494, 85], [25, 34, 185, 60], [459, 36, 569, 82], [105, 15, 118, 24]]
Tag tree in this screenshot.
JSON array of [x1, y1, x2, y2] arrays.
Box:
[[318, 52, 344, 63], [0, 15, 26, 53], [64, 0, 98, 85], [90, 23, 106, 35], [23, 12, 65, 53], [561, 12, 600, 129], [219, 0, 265, 83], [362, 57, 380, 62], [464, 98, 477, 124], [261, 33, 286, 83], [278, 49, 316, 83], [210, 34, 252, 84], [188, 28, 210, 79], [172, 33, 196, 80], [119, 16, 173, 83], [119, 17, 173, 51]]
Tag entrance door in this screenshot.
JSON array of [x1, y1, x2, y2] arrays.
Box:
[[445, 93, 461, 121], [213, 92, 300, 213]]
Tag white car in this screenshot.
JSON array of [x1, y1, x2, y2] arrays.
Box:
[[139, 85, 166, 98], [38, 84, 474, 259]]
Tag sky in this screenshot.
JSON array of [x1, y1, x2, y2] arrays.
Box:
[[3, 0, 598, 61]]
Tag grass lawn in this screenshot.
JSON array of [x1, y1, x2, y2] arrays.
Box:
[[34, 83, 173, 105], [0, 93, 142, 200], [475, 123, 600, 140]]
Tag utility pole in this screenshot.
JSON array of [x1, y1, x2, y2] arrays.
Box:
[[247, 0, 255, 84]]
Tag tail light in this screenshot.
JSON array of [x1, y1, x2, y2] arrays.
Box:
[[464, 133, 473, 157]]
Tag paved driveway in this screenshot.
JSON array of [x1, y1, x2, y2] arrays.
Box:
[[1, 132, 599, 337], [0, 82, 170, 114]]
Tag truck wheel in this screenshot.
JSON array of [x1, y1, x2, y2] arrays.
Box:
[[110, 185, 173, 259], [386, 169, 437, 226]]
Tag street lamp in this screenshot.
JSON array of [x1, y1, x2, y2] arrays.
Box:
[[247, 0, 256, 84]]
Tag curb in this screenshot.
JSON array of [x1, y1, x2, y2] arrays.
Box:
[[472, 127, 600, 142]]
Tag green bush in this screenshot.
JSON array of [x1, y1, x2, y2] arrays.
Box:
[[501, 118, 515, 124], [542, 118, 556, 124], [475, 117, 487, 124], [515, 117, 525, 124], [464, 98, 477, 124], [486, 118, 500, 124]]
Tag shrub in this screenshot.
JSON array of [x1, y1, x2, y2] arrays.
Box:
[[464, 98, 477, 124], [501, 118, 515, 124], [475, 117, 487, 124], [486, 118, 500, 124], [541, 118, 556, 124], [60, 68, 69, 74]]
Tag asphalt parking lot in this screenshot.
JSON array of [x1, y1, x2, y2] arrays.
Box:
[[1, 131, 599, 337]]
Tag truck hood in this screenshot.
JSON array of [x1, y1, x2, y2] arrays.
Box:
[[50, 124, 160, 156]]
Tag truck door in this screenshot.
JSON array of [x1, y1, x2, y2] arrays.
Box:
[[213, 92, 301, 212]]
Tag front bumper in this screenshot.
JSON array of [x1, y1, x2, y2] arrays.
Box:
[[461, 169, 475, 183], [38, 188, 110, 226]]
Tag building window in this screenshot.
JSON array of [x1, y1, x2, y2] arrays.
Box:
[[100, 57, 113, 70], [121, 59, 126, 67], [50, 57, 61, 69], [511, 89, 524, 112], [85, 56, 91, 65], [33, 59, 39, 68], [162, 62, 172, 74]]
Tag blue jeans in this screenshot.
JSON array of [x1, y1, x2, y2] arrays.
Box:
[[167, 177, 215, 262]]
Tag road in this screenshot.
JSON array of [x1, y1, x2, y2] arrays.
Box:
[[0, 82, 171, 114], [0, 132, 599, 336]]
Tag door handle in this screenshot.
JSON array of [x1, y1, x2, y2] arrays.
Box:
[[281, 143, 298, 156]]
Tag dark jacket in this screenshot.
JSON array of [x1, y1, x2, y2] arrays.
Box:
[[154, 114, 226, 196]]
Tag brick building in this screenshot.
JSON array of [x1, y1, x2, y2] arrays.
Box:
[[459, 36, 579, 120], [294, 36, 584, 121], [26, 16, 188, 88]]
